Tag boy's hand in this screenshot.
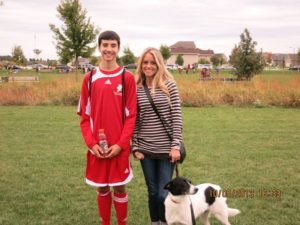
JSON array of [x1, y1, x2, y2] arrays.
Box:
[[105, 144, 122, 158], [91, 144, 106, 158]]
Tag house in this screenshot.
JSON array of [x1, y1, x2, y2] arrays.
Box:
[[166, 41, 214, 67], [262, 52, 297, 68], [77, 57, 90, 67]]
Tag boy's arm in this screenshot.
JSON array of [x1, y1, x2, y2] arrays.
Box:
[[117, 72, 137, 149], [77, 75, 98, 149]]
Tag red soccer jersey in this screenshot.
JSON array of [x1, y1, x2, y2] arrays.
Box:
[[77, 66, 137, 155]]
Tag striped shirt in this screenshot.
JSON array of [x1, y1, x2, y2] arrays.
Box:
[[132, 81, 183, 158]]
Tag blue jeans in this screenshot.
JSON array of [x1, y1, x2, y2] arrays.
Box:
[[140, 157, 174, 222]]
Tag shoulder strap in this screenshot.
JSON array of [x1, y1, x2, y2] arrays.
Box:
[[88, 69, 94, 99], [142, 80, 172, 141], [121, 68, 126, 126]]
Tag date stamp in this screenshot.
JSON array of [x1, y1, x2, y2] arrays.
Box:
[[209, 188, 282, 198]]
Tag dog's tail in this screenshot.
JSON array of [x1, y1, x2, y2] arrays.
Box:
[[228, 208, 240, 217]]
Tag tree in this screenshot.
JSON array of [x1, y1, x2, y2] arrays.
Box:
[[229, 28, 264, 80], [89, 55, 99, 66], [265, 52, 272, 66], [297, 49, 300, 64], [0, 55, 12, 61], [281, 59, 285, 69], [159, 44, 171, 63], [198, 58, 210, 64], [46, 59, 58, 67], [175, 54, 184, 66], [210, 55, 226, 68], [49, 0, 99, 67], [121, 46, 135, 65], [11, 45, 27, 65], [210, 55, 220, 68]]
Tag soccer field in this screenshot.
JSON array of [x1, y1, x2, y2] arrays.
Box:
[[0, 106, 299, 225]]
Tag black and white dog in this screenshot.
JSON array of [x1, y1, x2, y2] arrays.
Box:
[[164, 177, 240, 225]]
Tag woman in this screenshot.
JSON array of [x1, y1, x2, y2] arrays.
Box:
[[132, 47, 183, 225]]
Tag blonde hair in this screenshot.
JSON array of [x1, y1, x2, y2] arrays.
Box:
[[136, 47, 175, 97]]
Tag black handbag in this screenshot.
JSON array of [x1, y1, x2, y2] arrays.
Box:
[[142, 81, 186, 163]]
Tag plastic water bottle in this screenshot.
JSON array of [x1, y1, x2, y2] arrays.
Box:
[[98, 129, 108, 152]]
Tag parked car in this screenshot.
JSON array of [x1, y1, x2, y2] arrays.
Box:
[[220, 65, 235, 70], [10, 65, 22, 70], [56, 64, 71, 72], [32, 64, 48, 70], [79, 63, 94, 69], [165, 64, 179, 70], [79, 63, 95, 72], [124, 63, 137, 69], [197, 64, 212, 70], [288, 65, 300, 71]]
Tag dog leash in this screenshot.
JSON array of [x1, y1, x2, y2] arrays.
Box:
[[175, 162, 180, 177], [189, 195, 196, 225], [175, 163, 196, 225]]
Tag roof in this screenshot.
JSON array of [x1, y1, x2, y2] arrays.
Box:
[[170, 41, 196, 49], [272, 54, 296, 61], [197, 49, 214, 55], [170, 41, 214, 55]]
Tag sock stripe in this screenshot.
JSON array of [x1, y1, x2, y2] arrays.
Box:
[[97, 190, 111, 197], [113, 195, 128, 203]]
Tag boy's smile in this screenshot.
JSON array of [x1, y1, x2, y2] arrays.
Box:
[[99, 40, 119, 62]]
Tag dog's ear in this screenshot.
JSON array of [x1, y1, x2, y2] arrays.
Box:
[[164, 181, 172, 190], [187, 178, 193, 184]]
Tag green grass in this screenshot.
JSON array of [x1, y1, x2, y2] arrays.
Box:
[[0, 106, 299, 225], [172, 69, 300, 81], [1, 68, 299, 81]]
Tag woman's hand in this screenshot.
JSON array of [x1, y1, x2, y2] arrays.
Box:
[[169, 148, 181, 163], [133, 151, 144, 160]]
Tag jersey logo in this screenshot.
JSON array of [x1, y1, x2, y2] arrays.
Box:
[[104, 79, 112, 85], [114, 84, 123, 96], [124, 168, 129, 174]]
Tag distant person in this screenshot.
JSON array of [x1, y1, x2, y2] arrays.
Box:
[[186, 64, 190, 74], [77, 30, 137, 225], [178, 67, 182, 75], [200, 68, 206, 78]]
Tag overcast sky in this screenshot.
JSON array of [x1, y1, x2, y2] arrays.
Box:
[[0, 0, 299, 60]]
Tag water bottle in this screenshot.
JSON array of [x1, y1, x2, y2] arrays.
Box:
[[98, 129, 108, 152]]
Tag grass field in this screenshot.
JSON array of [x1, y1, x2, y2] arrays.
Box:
[[0, 106, 299, 225]]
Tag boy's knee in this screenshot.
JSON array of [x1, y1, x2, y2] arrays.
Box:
[[113, 185, 126, 194], [98, 186, 110, 193]]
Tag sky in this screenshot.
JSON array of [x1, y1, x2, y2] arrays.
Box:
[[0, 0, 299, 60]]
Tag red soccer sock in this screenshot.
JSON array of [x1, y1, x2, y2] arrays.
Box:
[[113, 192, 128, 225], [97, 190, 112, 225]]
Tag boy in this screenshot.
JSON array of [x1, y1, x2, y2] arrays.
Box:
[[77, 30, 137, 225]]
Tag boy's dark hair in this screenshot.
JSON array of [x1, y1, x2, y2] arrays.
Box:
[[98, 30, 120, 47]]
